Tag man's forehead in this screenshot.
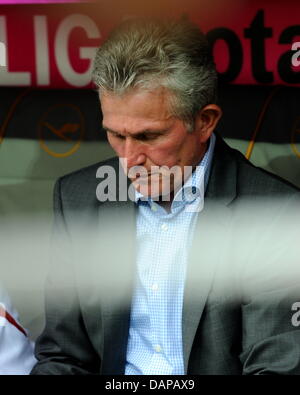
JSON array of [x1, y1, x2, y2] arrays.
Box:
[[100, 87, 175, 133], [100, 87, 173, 115]]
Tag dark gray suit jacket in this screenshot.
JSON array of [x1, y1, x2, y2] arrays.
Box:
[[31, 135, 300, 375]]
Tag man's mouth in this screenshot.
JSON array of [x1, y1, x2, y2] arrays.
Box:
[[133, 173, 159, 182]]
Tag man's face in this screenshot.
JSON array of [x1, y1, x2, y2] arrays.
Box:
[[100, 87, 207, 199]]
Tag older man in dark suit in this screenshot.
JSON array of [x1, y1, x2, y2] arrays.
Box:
[[31, 17, 300, 375]]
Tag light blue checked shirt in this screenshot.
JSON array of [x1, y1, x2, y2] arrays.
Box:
[[125, 133, 216, 375]]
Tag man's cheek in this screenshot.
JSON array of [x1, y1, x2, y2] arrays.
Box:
[[149, 150, 178, 168]]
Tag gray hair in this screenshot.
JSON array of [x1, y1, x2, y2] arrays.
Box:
[[92, 17, 218, 129]]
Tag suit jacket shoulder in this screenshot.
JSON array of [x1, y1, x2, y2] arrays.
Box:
[[54, 157, 120, 211], [210, 134, 300, 200]]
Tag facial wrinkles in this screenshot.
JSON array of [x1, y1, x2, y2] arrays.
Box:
[[101, 88, 199, 173], [115, 118, 181, 158]]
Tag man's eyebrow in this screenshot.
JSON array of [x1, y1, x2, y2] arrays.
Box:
[[102, 129, 118, 137], [102, 125, 167, 136], [102, 125, 120, 134]]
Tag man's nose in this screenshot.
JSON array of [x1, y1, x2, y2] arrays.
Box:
[[124, 137, 146, 168]]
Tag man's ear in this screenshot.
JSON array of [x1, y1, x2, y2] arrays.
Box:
[[194, 104, 222, 143]]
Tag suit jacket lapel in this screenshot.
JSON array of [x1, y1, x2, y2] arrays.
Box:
[[182, 135, 238, 373]]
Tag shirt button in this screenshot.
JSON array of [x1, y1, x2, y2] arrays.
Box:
[[151, 283, 159, 291], [161, 223, 168, 231], [154, 344, 162, 353]]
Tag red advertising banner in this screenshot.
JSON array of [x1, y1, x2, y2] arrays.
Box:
[[0, 1, 89, 3], [0, 0, 299, 88]]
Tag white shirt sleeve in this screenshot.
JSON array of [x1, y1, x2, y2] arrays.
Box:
[[0, 288, 37, 375]]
